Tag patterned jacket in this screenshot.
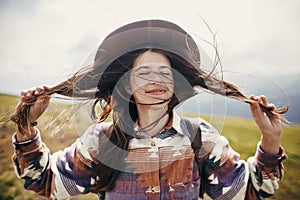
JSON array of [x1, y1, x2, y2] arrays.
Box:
[[12, 112, 287, 199]]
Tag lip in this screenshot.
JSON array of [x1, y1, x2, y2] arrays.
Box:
[[145, 88, 167, 95]]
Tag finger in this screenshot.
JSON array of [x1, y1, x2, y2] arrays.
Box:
[[36, 85, 51, 94], [21, 88, 37, 99], [43, 85, 51, 90], [33, 86, 44, 95], [21, 89, 31, 99], [36, 94, 50, 103], [21, 89, 28, 96], [249, 95, 265, 124], [256, 96, 263, 104], [249, 95, 259, 111], [40, 95, 51, 107], [249, 95, 258, 103], [31, 95, 50, 116], [267, 103, 276, 111], [250, 95, 260, 102], [21, 86, 48, 100], [249, 97, 260, 115], [260, 95, 268, 105]]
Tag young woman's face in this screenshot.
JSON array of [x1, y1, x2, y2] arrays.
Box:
[[130, 50, 174, 105]]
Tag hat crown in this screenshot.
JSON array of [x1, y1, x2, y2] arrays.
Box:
[[95, 19, 200, 63]]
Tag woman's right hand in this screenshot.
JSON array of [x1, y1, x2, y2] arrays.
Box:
[[15, 85, 51, 142]]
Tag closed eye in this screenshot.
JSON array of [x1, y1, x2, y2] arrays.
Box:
[[160, 72, 171, 76], [138, 71, 151, 76]]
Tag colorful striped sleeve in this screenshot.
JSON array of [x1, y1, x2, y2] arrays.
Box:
[[12, 124, 104, 199], [198, 120, 287, 199]]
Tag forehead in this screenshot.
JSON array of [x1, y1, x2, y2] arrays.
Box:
[[133, 51, 171, 67]]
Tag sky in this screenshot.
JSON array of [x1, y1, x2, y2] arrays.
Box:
[[0, 0, 300, 96]]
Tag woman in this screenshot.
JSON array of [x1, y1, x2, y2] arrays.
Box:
[[12, 19, 287, 199]]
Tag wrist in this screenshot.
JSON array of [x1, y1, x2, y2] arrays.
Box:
[[260, 135, 281, 154], [13, 130, 41, 152], [256, 142, 287, 168], [15, 124, 37, 142]]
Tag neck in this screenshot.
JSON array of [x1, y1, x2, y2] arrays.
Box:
[[136, 104, 170, 137]]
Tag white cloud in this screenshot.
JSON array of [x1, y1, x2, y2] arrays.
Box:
[[0, 0, 299, 95], [217, 0, 300, 77]]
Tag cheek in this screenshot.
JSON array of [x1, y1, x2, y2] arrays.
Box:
[[167, 85, 174, 98], [131, 88, 146, 103], [130, 77, 144, 93], [167, 77, 174, 93], [130, 72, 154, 92]]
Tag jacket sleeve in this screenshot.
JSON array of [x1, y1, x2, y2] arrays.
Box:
[[197, 120, 287, 200], [12, 124, 105, 199]]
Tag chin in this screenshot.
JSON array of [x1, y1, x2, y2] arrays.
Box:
[[144, 98, 171, 107]]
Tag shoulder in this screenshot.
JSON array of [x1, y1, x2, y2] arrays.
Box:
[[82, 121, 113, 137], [181, 117, 221, 159], [198, 118, 220, 142], [79, 121, 113, 148], [181, 116, 220, 140]]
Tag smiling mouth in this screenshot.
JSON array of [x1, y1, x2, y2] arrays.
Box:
[[146, 89, 167, 95]]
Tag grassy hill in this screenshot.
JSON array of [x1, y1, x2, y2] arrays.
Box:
[[0, 93, 299, 199]]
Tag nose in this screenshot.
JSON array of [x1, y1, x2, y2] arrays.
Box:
[[149, 71, 162, 83]]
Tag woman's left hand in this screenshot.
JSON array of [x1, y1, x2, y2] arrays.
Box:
[[249, 95, 282, 154]]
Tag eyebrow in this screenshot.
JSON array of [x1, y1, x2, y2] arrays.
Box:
[[134, 65, 171, 72]]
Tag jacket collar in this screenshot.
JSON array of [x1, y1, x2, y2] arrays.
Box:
[[171, 111, 185, 136], [133, 110, 187, 138]]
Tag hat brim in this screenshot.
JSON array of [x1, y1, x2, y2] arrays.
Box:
[[95, 19, 200, 66], [74, 19, 200, 96]]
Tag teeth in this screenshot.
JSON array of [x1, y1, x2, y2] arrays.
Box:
[[148, 90, 165, 93], [149, 90, 165, 93]]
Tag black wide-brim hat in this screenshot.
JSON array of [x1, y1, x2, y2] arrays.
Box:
[[74, 19, 200, 97], [95, 19, 200, 63]]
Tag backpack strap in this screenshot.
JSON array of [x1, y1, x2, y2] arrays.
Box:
[[182, 117, 206, 199], [97, 191, 106, 200], [182, 117, 202, 150], [96, 122, 117, 200]]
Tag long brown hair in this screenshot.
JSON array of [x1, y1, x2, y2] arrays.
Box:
[[10, 47, 289, 191], [10, 18, 290, 192], [10, 47, 288, 128]]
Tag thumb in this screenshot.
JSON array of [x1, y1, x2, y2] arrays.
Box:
[[249, 95, 267, 128], [28, 95, 51, 122]]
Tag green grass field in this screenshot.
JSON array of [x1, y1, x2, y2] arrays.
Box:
[[0, 93, 299, 199]]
